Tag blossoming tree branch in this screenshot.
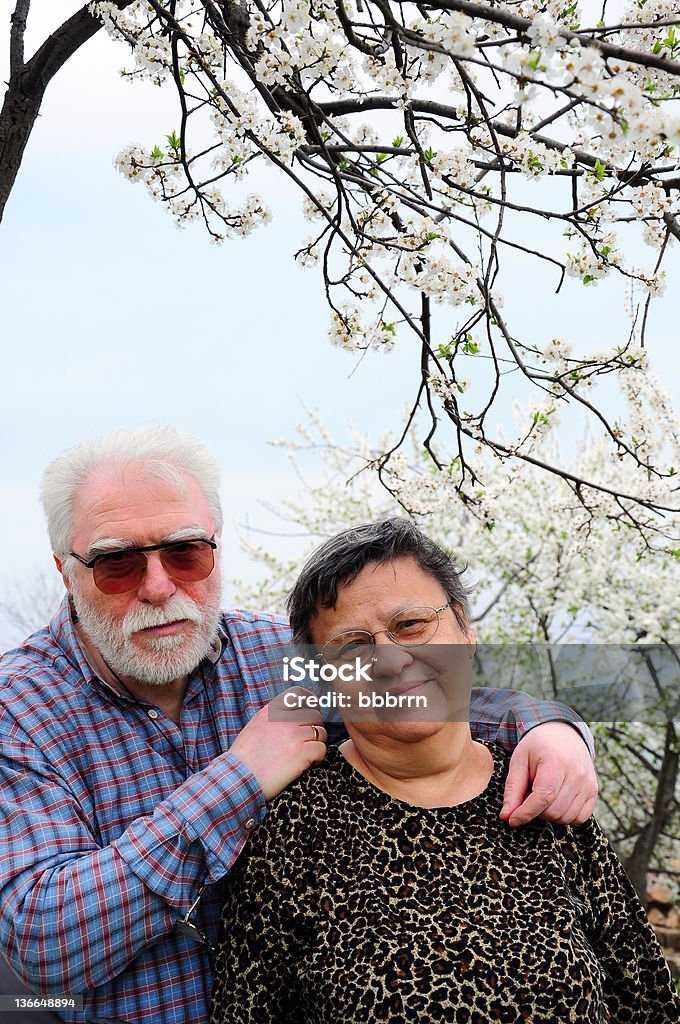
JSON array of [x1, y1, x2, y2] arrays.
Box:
[[233, 409, 680, 900], [3, 0, 680, 533]]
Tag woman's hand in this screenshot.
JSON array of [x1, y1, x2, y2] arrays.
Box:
[[500, 722, 598, 827]]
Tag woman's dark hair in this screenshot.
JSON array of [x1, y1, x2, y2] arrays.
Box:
[[286, 517, 470, 643]]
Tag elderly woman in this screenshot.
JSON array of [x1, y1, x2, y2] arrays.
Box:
[[211, 519, 679, 1023]]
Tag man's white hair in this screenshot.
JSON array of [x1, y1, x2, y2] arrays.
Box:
[[41, 424, 223, 556]]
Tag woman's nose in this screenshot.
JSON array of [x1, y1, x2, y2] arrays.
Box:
[[370, 633, 414, 677]]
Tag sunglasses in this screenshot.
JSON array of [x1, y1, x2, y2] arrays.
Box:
[[69, 538, 217, 595]]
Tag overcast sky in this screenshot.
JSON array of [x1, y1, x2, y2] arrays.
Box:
[[1, 3, 679, 643]]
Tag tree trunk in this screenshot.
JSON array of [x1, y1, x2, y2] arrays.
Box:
[[623, 721, 679, 903], [0, 0, 136, 225], [0, 71, 46, 223]]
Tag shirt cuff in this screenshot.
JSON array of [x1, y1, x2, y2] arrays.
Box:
[[116, 753, 266, 904], [168, 752, 266, 878], [521, 708, 595, 759]]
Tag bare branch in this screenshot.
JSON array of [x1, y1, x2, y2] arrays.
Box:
[[9, 0, 31, 75], [24, 2, 135, 90]]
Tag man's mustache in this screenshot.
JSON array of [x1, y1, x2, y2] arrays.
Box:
[[122, 597, 203, 641]]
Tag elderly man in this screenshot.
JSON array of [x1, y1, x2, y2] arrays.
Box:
[[0, 426, 597, 1024]]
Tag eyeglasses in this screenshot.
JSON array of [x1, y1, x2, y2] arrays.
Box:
[[321, 603, 449, 664], [176, 883, 216, 960], [69, 538, 217, 595]]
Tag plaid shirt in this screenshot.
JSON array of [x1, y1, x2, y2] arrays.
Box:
[[0, 598, 592, 1023]]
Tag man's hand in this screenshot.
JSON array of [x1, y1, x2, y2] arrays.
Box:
[[229, 688, 327, 801], [500, 722, 598, 828]]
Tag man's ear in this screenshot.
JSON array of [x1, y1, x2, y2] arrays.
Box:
[[53, 554, 72, 593]]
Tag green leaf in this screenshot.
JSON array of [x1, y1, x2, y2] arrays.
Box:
[[662, 26, 678, 54], [166, 130, 182, 153], [588, 158, 607, 182], [392, 135, 405, 148], [526, 48, 543, 73]]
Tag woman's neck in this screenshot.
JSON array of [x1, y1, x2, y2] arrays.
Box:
[[340, 725, 494, 808]]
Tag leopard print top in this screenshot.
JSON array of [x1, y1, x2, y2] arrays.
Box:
[[211, 743, 680, 1023]]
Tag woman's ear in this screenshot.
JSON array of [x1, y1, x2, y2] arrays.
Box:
[[452, 601, 476, 655], [461, 615, 476, 657]]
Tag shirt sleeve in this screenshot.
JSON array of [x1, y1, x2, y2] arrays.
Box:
[[566, 819, 680, 1021], [210, 792, 312, 1024], [469, 686, 595, 757], [0, 709, 265, 995]]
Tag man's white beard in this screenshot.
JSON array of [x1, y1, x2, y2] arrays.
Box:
[[72, 584, 223, 685]]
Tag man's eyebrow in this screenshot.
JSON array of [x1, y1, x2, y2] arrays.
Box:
[[85, 526, 212, 559]]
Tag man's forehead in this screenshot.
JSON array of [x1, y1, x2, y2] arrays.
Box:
[[79, 459, 187, 489], [71, 464, 214, 548]]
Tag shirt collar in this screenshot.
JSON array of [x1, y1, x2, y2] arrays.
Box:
[[49, 594, 100, 686]]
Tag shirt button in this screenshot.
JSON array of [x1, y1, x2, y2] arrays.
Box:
[[147, 709, 159, 720], [244, 818, 255, 830]]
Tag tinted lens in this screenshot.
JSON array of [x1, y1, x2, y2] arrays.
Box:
[[387, 606, 439, 645], [91, 541, 215, 594], [93, 551, 147, 594], [161, 541, 215, 582]]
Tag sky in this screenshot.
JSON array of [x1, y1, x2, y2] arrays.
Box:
[[1, 2, 679, 644]]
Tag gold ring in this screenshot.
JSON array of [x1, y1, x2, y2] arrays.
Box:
[[310, 725, 320, 743]]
